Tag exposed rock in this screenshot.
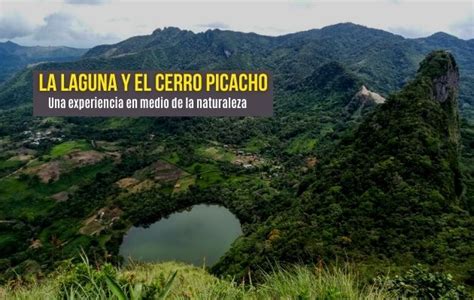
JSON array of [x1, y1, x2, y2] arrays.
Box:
[[418, 51, 460, 145], [345, 85, 385, 115], [433, 72, 459, 103], [356, 85, 385, 104]]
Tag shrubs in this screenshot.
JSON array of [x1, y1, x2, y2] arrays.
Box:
[[2, 260, 394, 299], [58, 255, 177, 299], [257, 265, 389, 299], [382, 264, 469, 299], [1, 256, 470, 299]]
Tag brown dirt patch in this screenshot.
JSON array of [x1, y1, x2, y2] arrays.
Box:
[[116, 177, 140, 189], [306, 157, 318, 168], [80, 207, 123, 236], [232, 154, 264, 166], [129, 179, 156, 193], [51, 191, 69, 202], [15, 147, 37, 156], [27, 161, 62, 183], [8, 154, 33, 162], [66, 150, 105, 166], [29, 239, 43, 249], [152, 161, 183, 182], [25, 150, 107, 183], [106, 151, 121, 163]]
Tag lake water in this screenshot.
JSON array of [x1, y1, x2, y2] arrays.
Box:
[[119, 204, 242, 266]]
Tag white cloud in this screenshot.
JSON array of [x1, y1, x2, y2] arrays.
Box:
[[388, 27, 430, 39], [449, 12, 474, 40], [0, 0, 472, 48], [197, 22, 230, 30], [64, 0, 104, 5], [27, 12, 117, 48], [65, 0, 105, 4], [0, 14, 32, 39]]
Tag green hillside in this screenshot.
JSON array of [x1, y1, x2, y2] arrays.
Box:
[[0, 41, 86, 83], [212, 51, 474, 286], [1, 24, 473, 117], [0, 24, 473, 297]]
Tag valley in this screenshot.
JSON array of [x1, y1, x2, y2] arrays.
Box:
[[0, 23, 473, 298]]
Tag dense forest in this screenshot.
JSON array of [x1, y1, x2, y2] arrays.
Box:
[[0, 24, 473, 298]]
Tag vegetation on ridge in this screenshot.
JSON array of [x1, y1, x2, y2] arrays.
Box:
[[0, 24, 473, 296], [212, 51, 474, 288]]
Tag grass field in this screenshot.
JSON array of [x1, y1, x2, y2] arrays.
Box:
[[0, 159, 24, 172], [0, 260, 392, 299], [196, 146, 235, 162], [173, 175, 196, 193], [0, 159, 113, 220], [0, 176, 54, 220], [185, 162, 223, 188], [163, 152, 180, 165], [286, 135, 317, 154], [244, 137, 269, 152], [33, 160, 114, 196], [50, 140, 91, 158]]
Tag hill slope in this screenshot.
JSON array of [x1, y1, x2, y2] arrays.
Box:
[[0, 25, 473, 292], [0, 41, 86, 83], [213, 51, 474, 285], [0, 261, 395, 299], [1, 24, 474, 117]]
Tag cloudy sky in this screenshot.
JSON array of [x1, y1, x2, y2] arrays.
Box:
[[0, 0, 472, 48]]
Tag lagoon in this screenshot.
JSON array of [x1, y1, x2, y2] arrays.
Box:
[[119, 204, 242, 266]]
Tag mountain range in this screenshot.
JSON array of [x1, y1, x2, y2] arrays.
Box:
[[213, 51, 473, 284], [1, 23, 474, 119], [0, 41, 86, 83], [0, 23, 473, 294]]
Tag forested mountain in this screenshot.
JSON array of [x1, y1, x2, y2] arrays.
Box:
[[0, 24, 473, 295], [1, 23, 474, 117], [0, 41, 86, 83], [213, 52, 473, 285]]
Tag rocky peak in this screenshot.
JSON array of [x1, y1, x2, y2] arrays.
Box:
[[417, 50, 459, 103], [416, 50, 460, 146], [152, 26, 183, 36], [432, 68, 459, 103]]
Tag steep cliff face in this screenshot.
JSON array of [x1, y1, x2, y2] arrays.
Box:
[[417, 51, 460, 145], [306, 50, 463, 208]]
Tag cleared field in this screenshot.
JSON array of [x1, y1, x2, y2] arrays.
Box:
[[286, 135, 317, 154], [173, 175, 196, 193], [244, 137, 269, 152], [50, 140, 91, 158], [0, 159, 24, 176], [185, 163, 223, 188], [196, 146, 235, 162]]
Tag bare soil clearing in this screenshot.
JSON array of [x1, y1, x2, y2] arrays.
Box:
[[80, 207, 123, 236]]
